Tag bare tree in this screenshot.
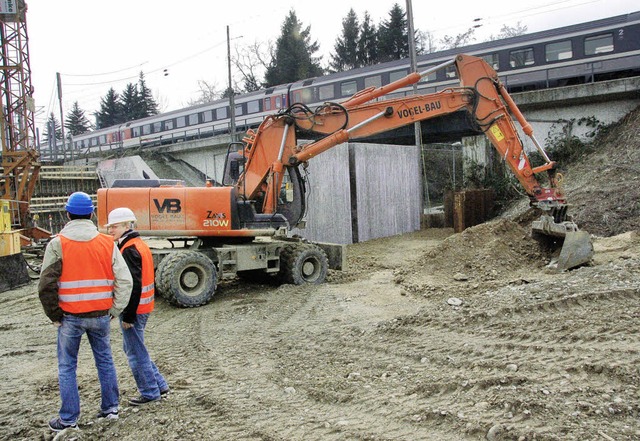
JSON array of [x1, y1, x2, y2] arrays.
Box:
[[439, 27, 477, 50], [488, 22, 528, 40], [233, 40, 273, 92], [416, 30, 437, 54], [187, 80, 224, 106]]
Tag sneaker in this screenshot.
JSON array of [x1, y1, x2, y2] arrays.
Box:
[[96, 410, 119, 420], [48, 417, 78, 432], [128, 395, 161, 406], [160, 387, 170, 396]]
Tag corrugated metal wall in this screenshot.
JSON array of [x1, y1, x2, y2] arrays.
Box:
[[352, 143, 422, 242], [290, 144, 352, 244], [291, 142, 422, 244]]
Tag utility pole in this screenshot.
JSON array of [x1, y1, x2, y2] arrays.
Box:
[[227, 25, 235, 140], [56, 72, 67, 161], [405, 0, 430, 211]]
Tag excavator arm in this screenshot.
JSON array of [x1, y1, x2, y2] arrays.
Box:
[[237, 55, 565, 216]]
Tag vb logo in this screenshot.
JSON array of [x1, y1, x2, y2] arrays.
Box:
[[153, 198, 181, 213]]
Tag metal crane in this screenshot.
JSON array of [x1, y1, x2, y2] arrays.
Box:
[[0, 0, 40, 290]]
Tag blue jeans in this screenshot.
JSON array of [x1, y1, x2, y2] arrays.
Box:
[[57, 314, 119, 424], [120, 313, 167, 399]]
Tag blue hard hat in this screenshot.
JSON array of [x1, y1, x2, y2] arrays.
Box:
[[65, 192, 94, 215]]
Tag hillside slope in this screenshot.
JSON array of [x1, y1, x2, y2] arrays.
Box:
[[506, 104, 640, 237]]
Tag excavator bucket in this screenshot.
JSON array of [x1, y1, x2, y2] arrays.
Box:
[[531, 215, 594, 271], [557, 230, 594, 271]]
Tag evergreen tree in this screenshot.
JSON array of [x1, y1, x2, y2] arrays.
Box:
[[137, 71, 159, 117], [64, 101, 92, 136], [94, 88, 123, 129], [121, 83, 143, 121], [264, 10, 323, 87], [329, 9, 360, 72], [357, 12, 378, 67], [377, 3, 409, 63], [43, 112, 62, 143]]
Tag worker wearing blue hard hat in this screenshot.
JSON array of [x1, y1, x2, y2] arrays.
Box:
[[64, 191, 95, 215], [38, 191, 133, 432]]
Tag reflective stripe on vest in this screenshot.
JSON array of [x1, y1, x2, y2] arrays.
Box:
[[58, 234, 115, 314], [121, 236, 155, 314]]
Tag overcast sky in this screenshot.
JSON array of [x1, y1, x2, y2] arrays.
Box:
[[26, 0, 638, 133]]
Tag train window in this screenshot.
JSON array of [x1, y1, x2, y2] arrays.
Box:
[[390, 70, 407, 83], [247, 100, 260, 114], [445, 65, 457, 79], [165, 119, 174, 130], [275, 96, 282, 108], [188, 114, 199, 125], [141, 124, 152, 135], [99, 135, 107, 143], [365, 75, 382, 88], [234, 104, 243, 116], [340, 81, 357, 97], [584, 33, 613, 55], [293, 88, 313, 104], [319, 84, 334, 100], [264, 98, 272, 111], [132, 127, 141, 137], [545, 40, 572, 62], [176, 116, 186, 128], [153, 122, 162, 133], [509, 48, 535, 68], [481, 53, 500, 70], [216, 107, 228, 120], [201, 110, 213, 123]]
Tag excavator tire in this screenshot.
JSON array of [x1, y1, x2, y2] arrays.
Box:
[[279, 243, 328, 285], [155, 250, 217, 307]]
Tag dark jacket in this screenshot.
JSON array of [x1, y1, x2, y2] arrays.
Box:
[[118, 230, 144, 324]]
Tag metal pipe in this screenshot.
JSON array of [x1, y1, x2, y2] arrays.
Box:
[[347, 110, 389, 135], [530, 134, 552, 163], [418, 58, 456, 81], [277, 123, 290, 161]]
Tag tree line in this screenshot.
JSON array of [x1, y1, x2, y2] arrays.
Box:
[[44, 2, 525, 141]]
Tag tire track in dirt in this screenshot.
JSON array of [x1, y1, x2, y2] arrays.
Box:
[[359, 280, 640, 439], [148, 282, 459, 440]]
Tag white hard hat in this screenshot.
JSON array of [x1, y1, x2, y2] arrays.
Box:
[[105, 207, 137, 227]]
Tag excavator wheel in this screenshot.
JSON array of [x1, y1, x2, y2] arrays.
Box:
[[279, 243, 328, 285], [155, 250, 217, 307]]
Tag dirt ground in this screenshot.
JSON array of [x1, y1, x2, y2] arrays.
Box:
[[1, 224, 639, 441], [1, 107, 639, 440]]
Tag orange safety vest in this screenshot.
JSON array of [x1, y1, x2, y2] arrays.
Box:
[[121, 237, 155, 314], [58, 234, 116, 314]]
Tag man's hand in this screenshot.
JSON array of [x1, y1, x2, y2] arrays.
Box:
[[53, 321, 62, 328], [122, 322, 134, 330]]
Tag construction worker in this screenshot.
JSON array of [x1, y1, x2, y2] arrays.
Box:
[[105, 207, 169, 406], [38, 192, 132, 432]]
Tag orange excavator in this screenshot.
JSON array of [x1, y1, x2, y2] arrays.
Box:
[[98, 54, 593, 307]]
